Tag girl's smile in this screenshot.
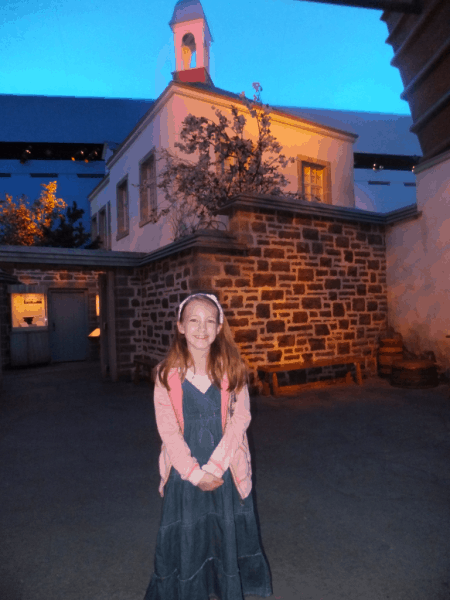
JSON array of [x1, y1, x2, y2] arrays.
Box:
[[177, 299, 222, 353]]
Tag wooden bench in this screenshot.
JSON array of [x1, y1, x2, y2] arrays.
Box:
[[258, 355, 364, 396], [133, 357, 158, 384]]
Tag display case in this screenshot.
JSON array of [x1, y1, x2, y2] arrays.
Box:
[[9, 288, 50, 366]]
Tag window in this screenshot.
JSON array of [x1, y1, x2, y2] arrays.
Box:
[[11, 293, 47, 328], [139, 153, 156, 225], [98, 207, 107, 248], [107, 201, 111, 249], [297, 155, 332, 204], [302, 163, 324, 202], [116, 177, 129, 239], [91, 214, 98, 240], [215, 150, 236, 176]]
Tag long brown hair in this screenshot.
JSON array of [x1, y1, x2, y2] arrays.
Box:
[[155, 295, 248, 393]]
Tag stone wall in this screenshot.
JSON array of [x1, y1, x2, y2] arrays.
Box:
[[128, 201, 388, 391], [136, 245, 248, 377], [113, 267, 143, 380], [140, 251, 193, 363], [223, 205, 386, 386]]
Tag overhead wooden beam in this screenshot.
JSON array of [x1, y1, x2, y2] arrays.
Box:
[[294, 0, 422, 13]]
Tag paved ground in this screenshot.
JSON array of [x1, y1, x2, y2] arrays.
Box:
[[1, 361, 449, 600]]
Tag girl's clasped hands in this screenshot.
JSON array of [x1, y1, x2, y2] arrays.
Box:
[[198, 472, 224, 491]]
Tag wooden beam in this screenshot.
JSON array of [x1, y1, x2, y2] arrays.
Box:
[[106, 270, 118, 382], [294, 0, 422, 14]]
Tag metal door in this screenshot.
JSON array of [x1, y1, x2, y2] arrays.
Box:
[[49, 291, 89, 362]]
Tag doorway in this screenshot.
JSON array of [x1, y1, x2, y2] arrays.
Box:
[[49, 290, 89, 362]]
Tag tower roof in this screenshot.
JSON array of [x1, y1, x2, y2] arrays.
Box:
[[169, 0, 212, 38]]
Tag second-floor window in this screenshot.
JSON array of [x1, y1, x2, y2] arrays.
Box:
[[117, 177, 129, 238], [107, 201, 111, 247], [98, 206, 108, 249], [297, 155, 331, 204], [139, 153, 156, 225], [215, 150, 236, 175], [302, 163, 324, 202], [91, 215, 98, 240]]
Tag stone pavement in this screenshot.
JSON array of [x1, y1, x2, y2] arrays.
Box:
[[0, 361, 449, 600]]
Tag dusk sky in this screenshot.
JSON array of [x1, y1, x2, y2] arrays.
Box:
[[1, 0, 410, 115]]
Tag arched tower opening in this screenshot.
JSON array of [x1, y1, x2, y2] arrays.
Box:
[[181, 32, 196, 69], [169, 0, 213, 85]]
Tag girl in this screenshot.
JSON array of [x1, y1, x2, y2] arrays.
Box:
[[144, 292, 273, 600]]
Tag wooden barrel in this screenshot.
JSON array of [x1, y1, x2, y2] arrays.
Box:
[[378, 338, 404, 378], [390, 359, 439, 389]]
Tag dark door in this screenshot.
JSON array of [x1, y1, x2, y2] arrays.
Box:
[[49, 291, 89, 362]]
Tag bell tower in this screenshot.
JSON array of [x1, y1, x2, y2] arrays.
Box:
[[169, 0, 213, 85]]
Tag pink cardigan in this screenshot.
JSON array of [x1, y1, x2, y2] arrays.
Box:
[[153, 368, 253, 500]]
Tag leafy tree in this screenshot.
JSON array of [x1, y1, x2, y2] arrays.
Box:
[[0, 181, 66, 245], [0, 193, 41, 246], [147, 83, 302, 239], [39, 201, 101, 249], [0, 181, 100, 248]]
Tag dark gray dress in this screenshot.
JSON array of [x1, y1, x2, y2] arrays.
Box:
[[144, 379, 272, 600]]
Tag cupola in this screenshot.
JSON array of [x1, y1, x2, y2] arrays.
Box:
[[169, 0, 213, 85]]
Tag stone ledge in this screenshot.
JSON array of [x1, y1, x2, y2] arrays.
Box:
[[0, 230, 246, 268], [136, 229, 248, 267], [0, 246, 147, 267], [217, 193, 422, 227]]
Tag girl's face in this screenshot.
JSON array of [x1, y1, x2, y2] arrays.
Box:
[[177, 299, 222, 352]]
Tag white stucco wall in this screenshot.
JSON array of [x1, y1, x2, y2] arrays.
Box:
[[89, 85, 357, 253], [385, 149, 450, 371]]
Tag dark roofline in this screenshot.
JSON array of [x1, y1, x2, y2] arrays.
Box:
[[277, 104, 414, 118], [0, 92, 154, 102]]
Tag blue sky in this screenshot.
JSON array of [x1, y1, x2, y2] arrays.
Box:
[[0, 0, 410, 114]]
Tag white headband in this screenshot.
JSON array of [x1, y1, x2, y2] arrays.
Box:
[[178, 293, 224, 324]]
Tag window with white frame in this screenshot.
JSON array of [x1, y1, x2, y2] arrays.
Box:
[[116, 177, 129, 238], [215, 150, 236, 176], [98, 207, 107, 248], [107, 201, 111, 249], [302, 163, 324, 202], [297, 155, 332, 204], [139, 153, 156, 225], [91, 214, 98, 240]]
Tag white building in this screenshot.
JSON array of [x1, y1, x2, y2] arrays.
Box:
[[0, 0, 421, 249], [87, 0, 421, 253]]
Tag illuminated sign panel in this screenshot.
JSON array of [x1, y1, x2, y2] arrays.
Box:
[[11, 293, 48, 328]]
